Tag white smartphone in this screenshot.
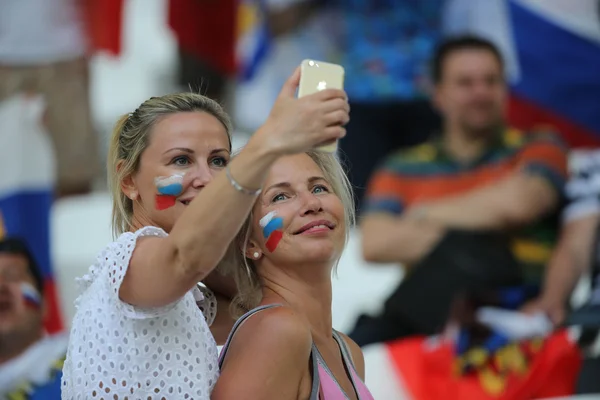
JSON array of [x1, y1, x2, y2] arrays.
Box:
[[297, 59, 345, 153]]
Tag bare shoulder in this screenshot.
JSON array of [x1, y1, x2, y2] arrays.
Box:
[[337, 332, 366, 380], [238, 305, 312, 349], [213, 305, 313, 399]]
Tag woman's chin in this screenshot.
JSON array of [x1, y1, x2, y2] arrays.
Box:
[[294, 243, 342, 264]]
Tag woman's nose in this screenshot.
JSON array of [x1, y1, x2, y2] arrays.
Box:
[[189, 164, 214, 189], [300, 192, 323, 215]]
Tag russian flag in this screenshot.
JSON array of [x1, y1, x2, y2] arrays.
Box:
[[0, 95, 62, 334], [444, 0, 600, 147], [507, 0, 600, 147]]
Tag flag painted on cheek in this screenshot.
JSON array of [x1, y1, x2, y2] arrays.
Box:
[[260, 211, 284, 252], [155, 174, 184, 210], [21, 282, 42, 309]]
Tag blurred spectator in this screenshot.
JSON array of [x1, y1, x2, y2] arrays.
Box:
[[169, 0, 237, 102], [524, 150, 600, 325], [443, 0, 600, 148], [234, 0, 337, 132], [352, 36, 568, 347], [523, 149, 600, 394], [0, 95, 62, 334], [0, 0, 98, 198], [442, 0, 520, 82], [333, 0, 445, 214], [0, 238, 67, 399]]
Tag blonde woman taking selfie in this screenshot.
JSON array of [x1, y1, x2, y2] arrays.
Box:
[[61, 67, 349, 399]]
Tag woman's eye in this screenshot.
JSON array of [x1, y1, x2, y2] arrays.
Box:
[[313, 185, 329, 194], [210, 157, 228, 168], [272, 193, 287, 203], [171, 156, 190, 166]]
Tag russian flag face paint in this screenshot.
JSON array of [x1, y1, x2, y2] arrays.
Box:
[[20, 282, 41, 309], [260, 211, 284, 252], [155, 174, 184, 210]]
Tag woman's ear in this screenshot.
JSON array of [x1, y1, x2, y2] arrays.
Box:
[[118, 160, 138, 200], [244, 239, 263, 260]]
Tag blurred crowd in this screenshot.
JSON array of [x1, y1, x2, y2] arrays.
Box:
[[1, 0, 599, 399]]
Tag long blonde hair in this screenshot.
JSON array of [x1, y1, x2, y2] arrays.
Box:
[[221, 151, 355, 316], [107, 93, 232, 237]]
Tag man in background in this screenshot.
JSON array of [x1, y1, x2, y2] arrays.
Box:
[[353, 36, 568, 346], [0, 238, 67, 399]]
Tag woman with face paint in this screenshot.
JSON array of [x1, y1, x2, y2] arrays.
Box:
[[213, 152, 375, 400], [61, 67, 350, 400]]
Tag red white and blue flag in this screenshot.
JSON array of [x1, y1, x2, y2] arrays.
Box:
[[260, 211, 284, 253], [507, 0, 600, 147], [445, 0, 600, 147]]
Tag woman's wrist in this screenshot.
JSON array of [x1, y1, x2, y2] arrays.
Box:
[[224, 129, 281, 194], [249, 123, 284, 160]]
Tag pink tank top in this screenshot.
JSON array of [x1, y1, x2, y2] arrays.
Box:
[[219, 304, 375, 400]]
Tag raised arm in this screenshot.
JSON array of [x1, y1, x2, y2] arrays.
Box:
[[120, 70, 349, 309]]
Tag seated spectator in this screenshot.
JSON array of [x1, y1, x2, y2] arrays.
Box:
[[352, 36, 568, 347], [0, 238, 67, 399], [523, 148, 600, 394]]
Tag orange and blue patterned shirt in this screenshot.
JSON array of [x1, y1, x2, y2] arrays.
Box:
[[364, 128, 569, 282]]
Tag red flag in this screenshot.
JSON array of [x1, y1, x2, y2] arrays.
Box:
[[386, 330, 582, 400]]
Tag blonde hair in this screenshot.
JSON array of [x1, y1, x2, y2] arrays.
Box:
[[221, 151, 355, 316], [107, 93, 233, 237]]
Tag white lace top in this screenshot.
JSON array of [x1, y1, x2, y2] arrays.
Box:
[[61, 226, 219, 400]]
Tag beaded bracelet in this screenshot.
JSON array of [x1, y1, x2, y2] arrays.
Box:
[[225, 165, 262, 196]]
